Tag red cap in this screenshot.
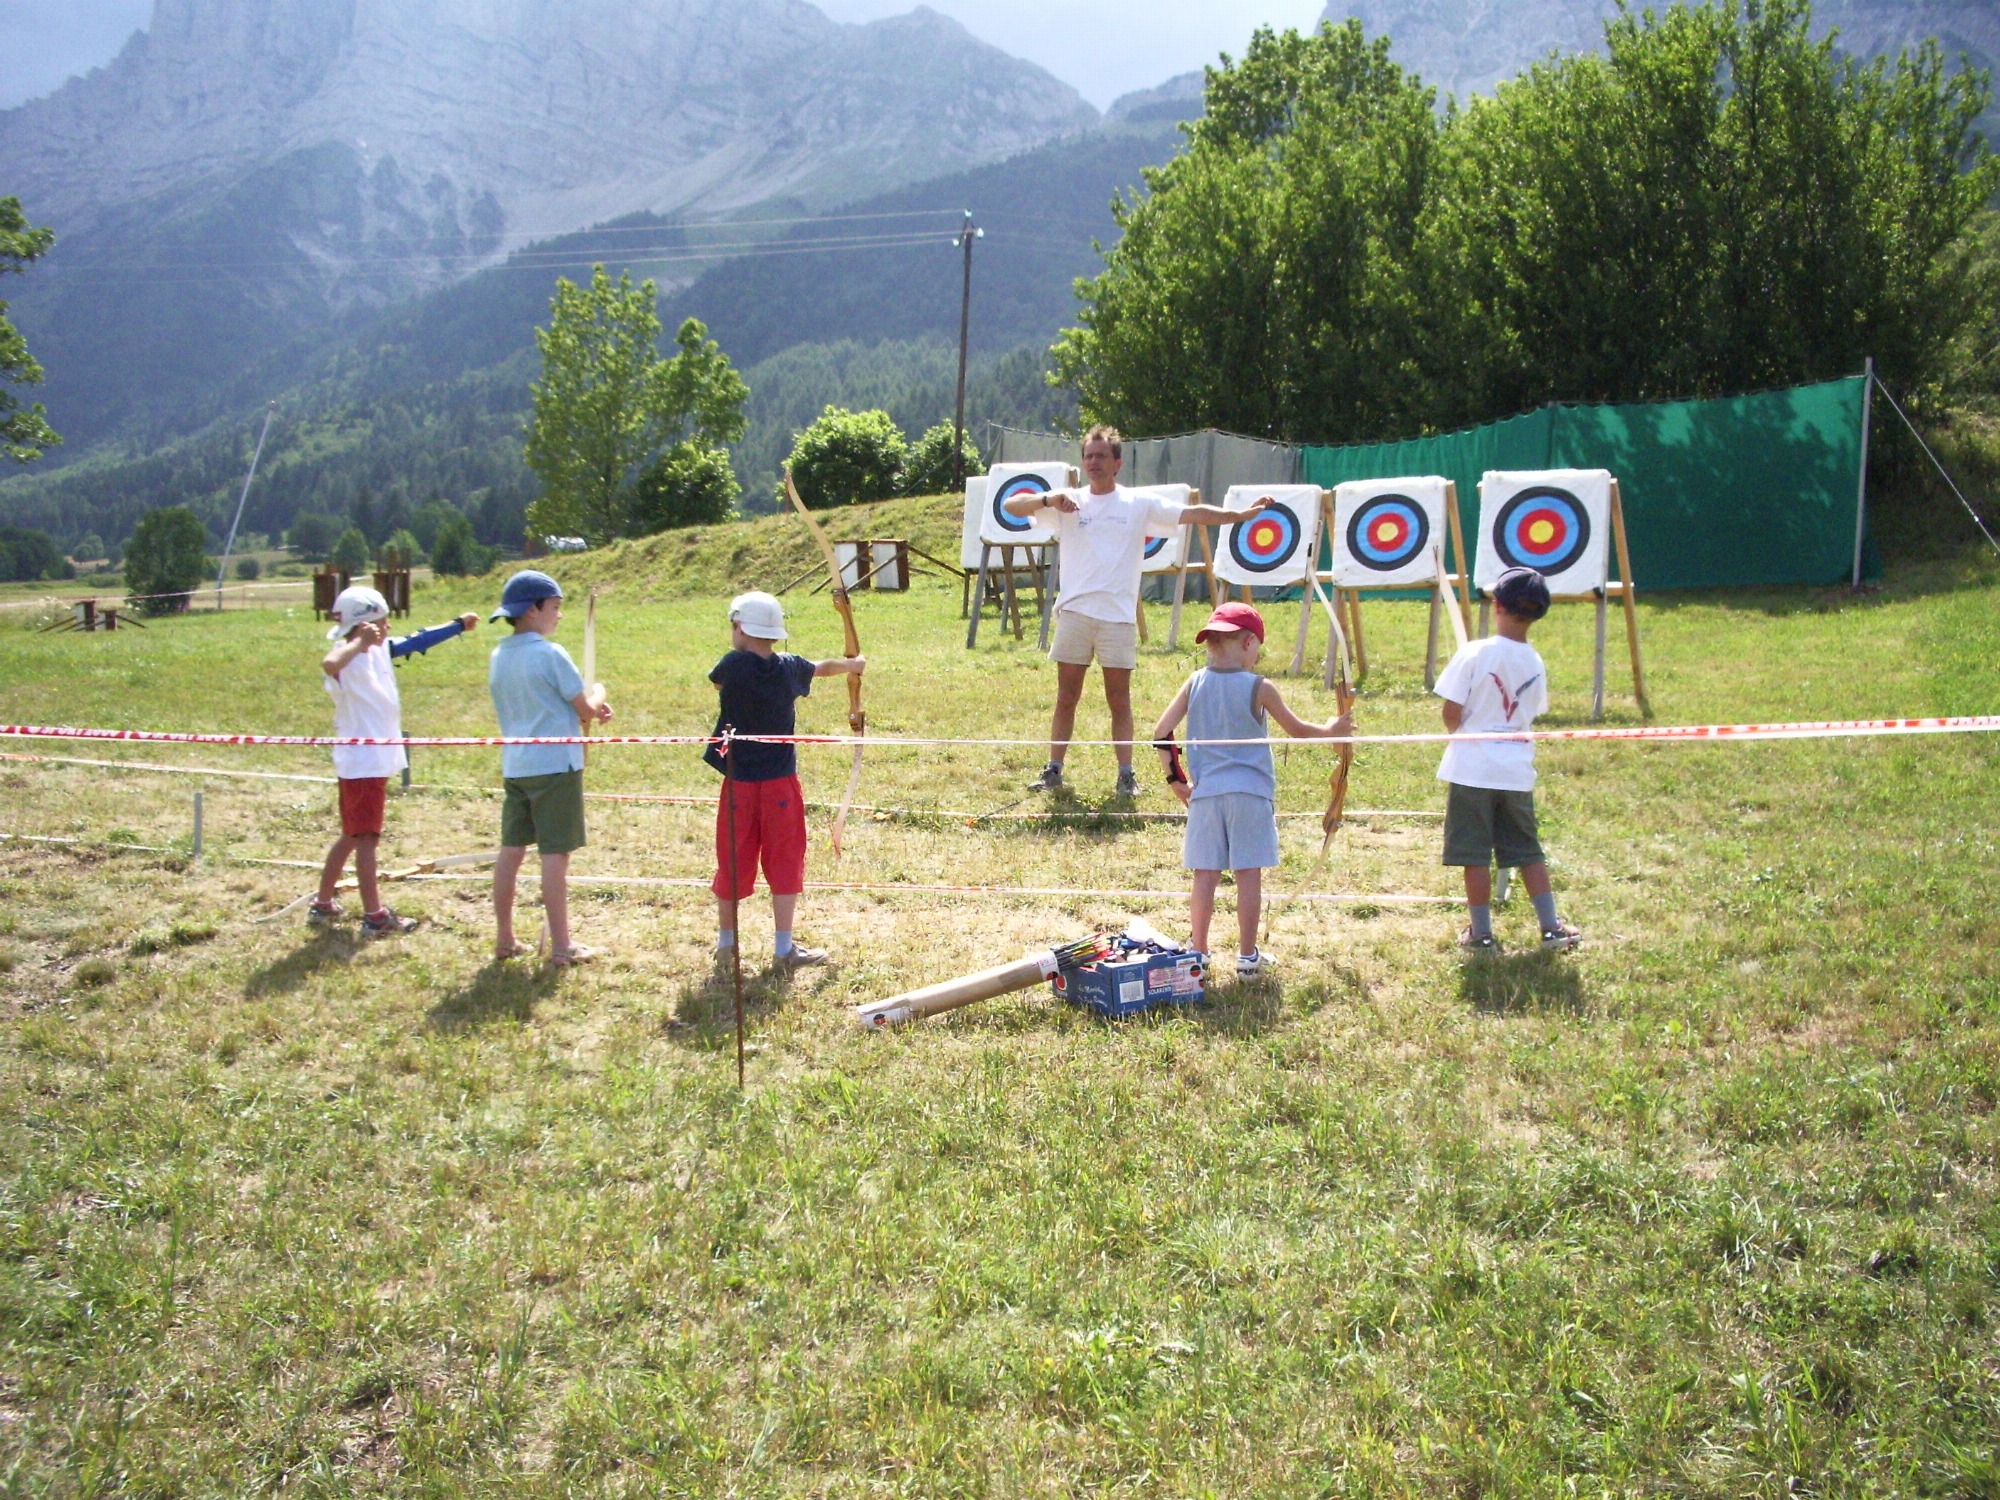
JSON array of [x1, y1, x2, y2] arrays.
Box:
[[1196, 602, 1266, 643]]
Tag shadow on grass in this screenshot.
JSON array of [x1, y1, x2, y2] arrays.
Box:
[[244, 932, 358, 999], [665, 959, 795, 1050], [1458, 950, 1587, 1016], [427, 960, 559, 1032]]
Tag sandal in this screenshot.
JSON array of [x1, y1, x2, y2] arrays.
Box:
[[550, 944, 597, 969], [493, 941, 532, 962]]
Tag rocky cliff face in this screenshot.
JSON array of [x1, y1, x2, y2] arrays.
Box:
[[2, 0, 1098, 275], [1322, 0, 2000, 108]]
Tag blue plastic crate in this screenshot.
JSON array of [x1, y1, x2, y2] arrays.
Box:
[[1054, 946, 1207, 1018]]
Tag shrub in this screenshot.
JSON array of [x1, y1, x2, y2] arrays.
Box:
[[627, 441, 739, 533], [124, 507, 208, 614], [330, 528, 370, 576], [381, 528, 424, 567], [431, 514, 495, 577], [235, 556, 261, 580], [900, 421, 982, 496], [786, 406, 906, 509]]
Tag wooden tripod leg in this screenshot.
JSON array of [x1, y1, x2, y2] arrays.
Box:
[[1610, 480, 1651, 716], [1291, 580, 1311, 675], [1446, 482, 1475, 640], [966, 544, 991, 648], [1592, 589, 1608, 723], [1000, 545, 1022, 640], [1425, 583, 1440, 689], [1346, 589, 1368, 681]]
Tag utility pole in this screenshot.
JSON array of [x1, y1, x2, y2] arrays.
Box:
[[216, 400, 276, 609], [952, 211, 983, 493]]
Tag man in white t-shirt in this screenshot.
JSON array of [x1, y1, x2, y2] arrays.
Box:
[[1003, 424, 1263, 796], [1434, 566, 1580, 953]]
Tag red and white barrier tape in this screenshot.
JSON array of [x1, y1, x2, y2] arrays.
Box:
[[3, 715, 1998, 750]]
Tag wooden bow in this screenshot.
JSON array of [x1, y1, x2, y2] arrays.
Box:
[[783, 466, 865, 857], [581, 586, 605, 764], [1265, 569, 1355, 940]]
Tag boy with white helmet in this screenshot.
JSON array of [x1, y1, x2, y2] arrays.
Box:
[[312, 585, 479, 935], [704, 590, 864, 969]]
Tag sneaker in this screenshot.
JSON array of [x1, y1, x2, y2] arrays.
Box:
[[778, 943, 830, 969], [1114, 767, 1141, 798], [1236, 949, 1277, 976], [1027, 762, 1065, 792], [306, 899, 342, 927], [360, 907, 417, 938], [1457, 927, 1499, 954], [1540, 923, 1582, 952]]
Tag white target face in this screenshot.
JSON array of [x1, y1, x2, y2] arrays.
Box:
[[977, 463, 1070, 547], [1212, 484, 1324, 588], [960, 476, 989, 569], [1137, 484, 1194, 573], [1331, 476, 1451, 588], [1474, 469, 1612, 592]]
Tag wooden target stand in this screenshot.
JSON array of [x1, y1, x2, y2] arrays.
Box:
[[1471, 477, 1651, 722], [1322, 482, 1477, 689], [1203, 492, 1374, 687], [965, 542, 1055, 648]]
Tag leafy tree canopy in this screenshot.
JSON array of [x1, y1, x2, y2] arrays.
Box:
[[900, 420, 983, 497], [331, 528, 371, 575], [525, 266, 748, 543], [0, 197, 58, 465], [786, 407, 907, 509], [124, 507, 208, 614]]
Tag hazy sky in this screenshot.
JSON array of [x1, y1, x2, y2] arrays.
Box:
[[0, 0, 1328, 112]]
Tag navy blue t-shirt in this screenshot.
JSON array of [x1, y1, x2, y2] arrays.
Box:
[[704, 649, 816, 781]]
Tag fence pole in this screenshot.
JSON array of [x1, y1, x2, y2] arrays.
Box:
[[1852, 357, 1874, 588]]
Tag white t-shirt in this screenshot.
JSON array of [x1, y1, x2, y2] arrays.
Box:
[[1047, 485, 1185, 624], [324, 641, 407, 780], [1433, 636, 1548, 791]]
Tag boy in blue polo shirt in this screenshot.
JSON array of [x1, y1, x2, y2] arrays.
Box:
[[705, 590, 863, 969], [488, 570, 612, 967]]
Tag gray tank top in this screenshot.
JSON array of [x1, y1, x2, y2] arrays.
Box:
[[1185, 668, 1274, 800]]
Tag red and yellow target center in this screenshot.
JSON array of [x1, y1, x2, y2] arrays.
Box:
[[1369, 517, 1406, 547], [1522, 511, 1563, 550], [1248, 519, 1283, 551]]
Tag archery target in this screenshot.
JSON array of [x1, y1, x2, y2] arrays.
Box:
[[1213, 485, 1323, 587], [960, 477, 988, 569], [1474, 469, 1612, 592], [1138, 484, 1194, 573], [1331, 476, 1450, 587], [978, 462, 1069, 547]]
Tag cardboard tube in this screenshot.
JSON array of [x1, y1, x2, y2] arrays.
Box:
[[855, 952, 1054, 1027]]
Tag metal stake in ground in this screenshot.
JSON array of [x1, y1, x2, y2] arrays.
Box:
[[722, 729, 746, 1089]]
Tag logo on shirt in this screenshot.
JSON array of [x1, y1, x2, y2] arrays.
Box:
[[1488, 671, 1541, 721]]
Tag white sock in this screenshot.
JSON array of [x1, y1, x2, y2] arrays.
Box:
[[717, 930, 736, 950], [775, 930, 794, 957]]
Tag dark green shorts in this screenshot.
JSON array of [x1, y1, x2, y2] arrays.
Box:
[[501, 770, 587, 855], [1442, 782, 1544, 868]]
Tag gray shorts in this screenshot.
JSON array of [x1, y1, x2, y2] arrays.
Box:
[[1184, 792, 1280, 872], [1441, 782, 1543, 868]]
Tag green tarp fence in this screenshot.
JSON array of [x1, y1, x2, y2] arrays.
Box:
[[1300, 375, 1873, 591]]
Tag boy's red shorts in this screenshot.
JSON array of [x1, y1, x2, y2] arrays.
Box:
[[711, 774, 807, 899], [338, 776, 389, 838]]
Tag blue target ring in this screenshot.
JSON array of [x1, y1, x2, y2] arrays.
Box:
[[1143, 535, 1171, 561], [1227, 501, 1303, 575], [991, 474, 1051, 535], [1345, 493, 1430, 573], [1493, 486, 1590, 576]]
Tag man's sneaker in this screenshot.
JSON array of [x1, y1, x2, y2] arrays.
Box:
[[306, 899, 342, 927], [1457, 927, 1500, 954], [1540, 923, 1582, 952], [360, 907, 418, 939], [1114, 766, 1141, 798], [1027, 762, 1065, 792], [1236, 949, 1277, 977]]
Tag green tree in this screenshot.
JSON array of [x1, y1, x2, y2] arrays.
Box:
[[899, 421, 983, 496], [381, 527, 423, 566], [73, 532, 105, 565], [1052, 21, 1439, 442], [0, 197, 58, 465], [411, 500, 457, 554], [786, 406, 906, 509], [331, 528, 370, 576], [287, 512, 341, 562], [525, 266, 748, 544], [628, 441, 740, 531], [124, 507, 207, 614], [0, 525, 59, 582], [235, 556, 261, 580], [430, 513, 494, 577]]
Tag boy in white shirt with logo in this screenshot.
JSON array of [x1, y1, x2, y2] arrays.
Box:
[[1434, 567, 1581, 953], [312, 585, 478, 936]]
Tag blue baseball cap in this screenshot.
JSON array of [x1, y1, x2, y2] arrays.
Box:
[[490, 569, 564, 621]]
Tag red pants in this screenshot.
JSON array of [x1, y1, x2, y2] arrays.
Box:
[[711, 774, 807, 899]]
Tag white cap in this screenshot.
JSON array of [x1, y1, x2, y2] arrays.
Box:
[[326, 585, 390, 640], [729, 590, 787, 640]]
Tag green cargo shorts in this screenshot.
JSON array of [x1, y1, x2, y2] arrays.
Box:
[[1441, 782, 1544, 868], [500, 770, 587, 855]]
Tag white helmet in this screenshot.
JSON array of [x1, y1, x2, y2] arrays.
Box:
[[326, 584, 391, 640]]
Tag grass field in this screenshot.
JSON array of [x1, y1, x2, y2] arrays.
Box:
[[3, 499, 1999, 1496]]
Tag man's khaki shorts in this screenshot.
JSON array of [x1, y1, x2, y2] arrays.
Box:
[[1049, 610, 1139, 670]]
